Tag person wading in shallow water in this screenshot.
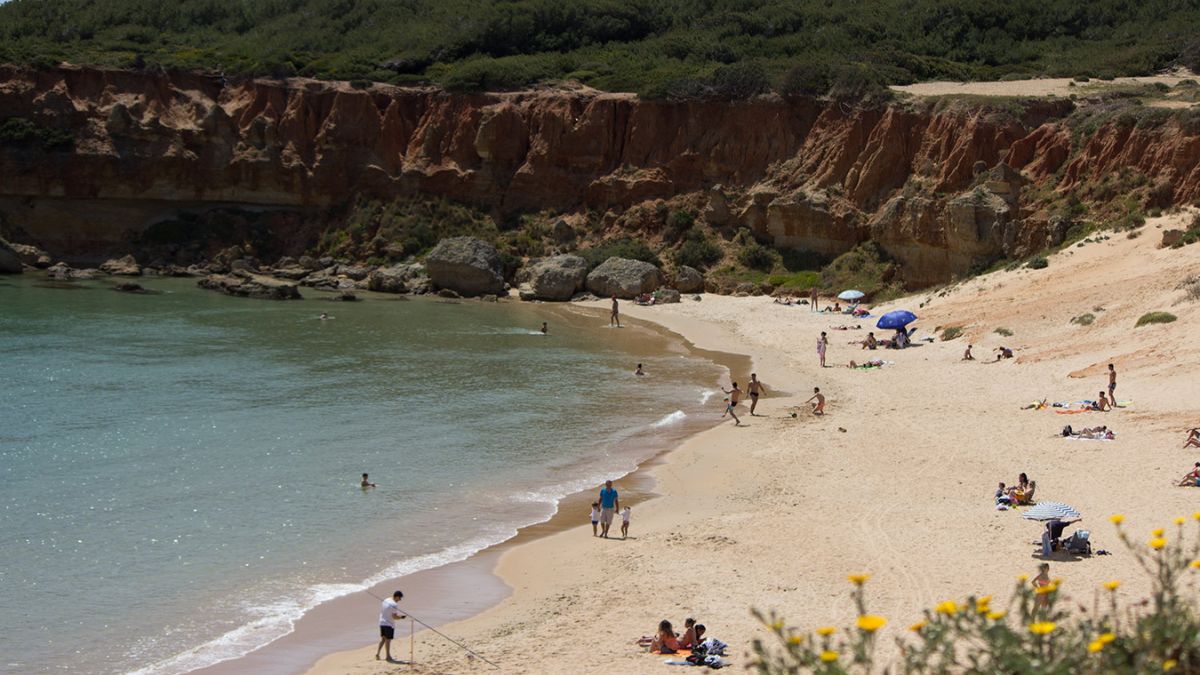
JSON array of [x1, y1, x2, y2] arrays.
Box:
[[610, 295, 620, 327], [747, 373, 767, 415]]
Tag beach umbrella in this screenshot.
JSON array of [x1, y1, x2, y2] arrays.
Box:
[[876, 310, 917, 330], [838, 289, 865, 301], [1021, 502, 1081, 522]]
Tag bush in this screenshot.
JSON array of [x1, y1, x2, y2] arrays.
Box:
[[1027, 257, 1049, 269], [752, 515, 1200, 673], [1136, 311, 1177, 327], [580, 238, 661, 270], [940, 326, 963, 341], [994, 327, 1013, 337], [1071, 313, 1095, 326], [666, 210, 695, 239], [1178, 275, 1200, 302], [779, 62, 832, 97], [0, 117, 73, 149], [674, 230, 723, 270], [738, 241, 779, 271]]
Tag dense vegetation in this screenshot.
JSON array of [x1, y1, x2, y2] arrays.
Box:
[[1, 0, 1198, 97]]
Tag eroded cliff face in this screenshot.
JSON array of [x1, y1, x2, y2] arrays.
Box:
[[2, 65, 1199, 284]]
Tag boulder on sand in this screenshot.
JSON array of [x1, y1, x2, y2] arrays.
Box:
[[100, 254, 142, 276], [425, 237, 504, 297], [528, 255, 588, 300], [198, 273, 301, 300], [0, 239, 23, 274], [673, 265, 704, 293], [585, 257, 663, 299]]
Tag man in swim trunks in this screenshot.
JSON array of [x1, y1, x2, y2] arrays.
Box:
[[807, 387, 825, 415], [1107, 364, 1116, 402], [376, 590, 406, 661], [610, 296, 620, 327], [598, 480, 620, 538], [747, 373, 767, 415], [721, 382, 743, 426]]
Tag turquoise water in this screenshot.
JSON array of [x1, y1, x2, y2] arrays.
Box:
[[0, 277, 724, 674]]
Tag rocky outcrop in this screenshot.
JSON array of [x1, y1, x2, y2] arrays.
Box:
[[367, 263, 426, 293], [198, 273, 301, 299], [673, 266, 704, 293], [99, 254, 142, 276], [0, 239, 23, 273], [425, 237, 503, 296], [528, 255, 588, 300], [9, 242, 51, 268], [1, 66, 1198, 285], [586, 257, 663, 298]]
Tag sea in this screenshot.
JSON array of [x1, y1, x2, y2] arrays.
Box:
[[0, 275, 727, 674]]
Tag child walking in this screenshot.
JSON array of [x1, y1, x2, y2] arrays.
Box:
[[620, 506, 632, 539], [590, 502, 601, 537]]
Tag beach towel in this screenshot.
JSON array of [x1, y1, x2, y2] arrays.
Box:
[[653, 649, 692, 657], [1065, 435, 1115, 442]]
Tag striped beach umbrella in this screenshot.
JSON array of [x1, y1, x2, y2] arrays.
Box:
[[1021, 502, 1081, 522]]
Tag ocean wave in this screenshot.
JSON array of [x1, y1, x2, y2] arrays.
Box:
[[651, 410, 687, 428], [699, 389, 718, 405], [128, 532, 516, 675]]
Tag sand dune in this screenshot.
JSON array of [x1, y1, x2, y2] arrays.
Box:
[[309, 212, 1199, 674]]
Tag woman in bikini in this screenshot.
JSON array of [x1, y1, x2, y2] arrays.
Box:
[[1032, 563, 1052, 610], [650, 619, 682, 654]]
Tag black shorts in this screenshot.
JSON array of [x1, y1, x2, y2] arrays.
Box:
[[380, 625, 395, 640]]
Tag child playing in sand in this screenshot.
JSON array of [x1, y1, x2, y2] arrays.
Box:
[[620, 506, 631, 538], [590, 502, 600, 536], [963, 344, 974, 360], [807, 387, 825, 415]]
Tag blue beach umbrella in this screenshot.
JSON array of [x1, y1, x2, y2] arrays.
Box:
[[1021, 502, 1081, 522], [838, 289, 865, 301], [876, 310, 917, 330]]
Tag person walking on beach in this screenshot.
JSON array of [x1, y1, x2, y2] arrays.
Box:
[[361, 473, 376, 489], [376, 590, 406, 661], [747, 373, 767, 415], [590, 502, 601, 536], [817, 332, 829, 368], [809, 287, 819, 312], [721, 382, 743, 426], [599, 480, 620, 538], [1107, 363, 1117, 402], [610, 296, 621, 327], [620, 506, 631, 539], [807, 387, 825, 415]]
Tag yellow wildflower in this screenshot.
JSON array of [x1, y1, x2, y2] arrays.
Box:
[[1028, 621, 1057, 635], [1174, 517, 1186, 526], [1035, 583, 1059, 595], [908, 620, 927, 632], [1016, 573, 1029, 582], [1193, 511, 1200, 521], [1098, 633, 1116, 645], [1164, 659, 1178, 671], [987, 610, 1006, 620], [935, 600, 958, 615], [975, 595, 992, 613], [816, 626, 836, 636], [847, 573, 870, 586], [1150, 537, 1167, 550], [856, 615, 887, 632], [787, 635, 804, 646], [820, 651, 838, 663], [1104, 580, 1120, 591], [1152, 528, 1165, 537], [1110, 514, 1125, 524], [769, 619, 785, 630], [1088, 640, 1104, 653], [1191, 559, 1200, 569]]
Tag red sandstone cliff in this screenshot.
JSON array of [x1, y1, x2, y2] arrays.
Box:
[[1, 65, 1198, 284]]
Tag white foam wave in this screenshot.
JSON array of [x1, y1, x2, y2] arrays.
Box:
[[699, 389, 718, 405], [129, 533, 516, 675], [651, 410, 687, 428]]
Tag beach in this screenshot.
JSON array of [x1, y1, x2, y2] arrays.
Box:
[[307, 212, 1200, 673]]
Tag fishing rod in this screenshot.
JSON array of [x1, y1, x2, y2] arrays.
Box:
[[365, 589, 501, 669]]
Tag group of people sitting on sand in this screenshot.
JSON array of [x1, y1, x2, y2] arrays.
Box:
[[1061, 424, 1115, 440], [995, 472, 1036, 507], [639, 617, 728, 665], [961, 344, 1013, 361]]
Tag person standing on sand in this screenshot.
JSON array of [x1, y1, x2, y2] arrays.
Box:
[[610, 296, 621, 327], [817, 332, 829, 368], [807, 387, 825, 415], [376, 590, 406, 661], [748, 373, 767, 415], [590, 502, 601, 536], [721, 382, 743, 426], [621, 506, 631, 539], [598, 480, 620, 538], [1107, 364, 1117, 402], [1032, 563, 1051, 609], [361, 473, 376, 489], [809, 287, 819, 312]]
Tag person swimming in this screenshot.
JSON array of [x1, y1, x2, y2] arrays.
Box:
[[635, 363, 645, 376], [539, 321, 548, 334], [361, 473, 376, 489]]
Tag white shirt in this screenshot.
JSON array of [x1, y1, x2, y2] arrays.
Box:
[[621, 509, 631, 523], [590, 506, 600, 521], [380, 598, 400, 628]]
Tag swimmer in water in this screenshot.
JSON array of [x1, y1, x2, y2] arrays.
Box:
[[319, 312, 329, 320], [635, 363, 645, 376], [540, 321, 547, 334], [361, 473, 376, 489]]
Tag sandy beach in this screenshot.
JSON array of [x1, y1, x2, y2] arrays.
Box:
[[306, 212, 1200, 674]]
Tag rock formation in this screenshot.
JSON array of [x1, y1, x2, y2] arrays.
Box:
[[528, 255, 588, 300], [425, 237, 504, 296], [586, 258, 663, 298], [0, 238, 23, 273], [198, 273, 301, 300]]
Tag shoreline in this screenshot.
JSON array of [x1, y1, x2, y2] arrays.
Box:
[[187, 301, 750, 675]]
